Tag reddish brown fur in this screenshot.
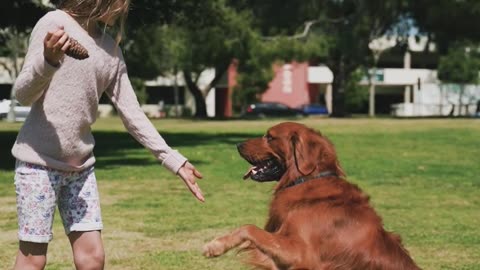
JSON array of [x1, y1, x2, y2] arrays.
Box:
[[203, 122, 420, 270]]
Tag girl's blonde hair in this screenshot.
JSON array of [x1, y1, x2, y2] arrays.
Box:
[[58, 0, 130, 44]]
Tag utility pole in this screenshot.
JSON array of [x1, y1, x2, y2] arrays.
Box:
[[368, 54, 379, 117]]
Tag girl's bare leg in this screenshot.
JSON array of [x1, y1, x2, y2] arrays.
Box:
[[69, 231, 105, 270], [13, 241, 48, 270]]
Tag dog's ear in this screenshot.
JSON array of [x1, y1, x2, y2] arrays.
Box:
[[290, 130, 347, 178], [290, 132, 317, 176]]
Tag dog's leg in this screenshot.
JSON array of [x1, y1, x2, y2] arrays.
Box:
[[203, 229, 246, 257], [203, 224, 306, 268]]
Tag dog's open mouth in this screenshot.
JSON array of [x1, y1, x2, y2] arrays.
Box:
[[242, 158, 285, 182]]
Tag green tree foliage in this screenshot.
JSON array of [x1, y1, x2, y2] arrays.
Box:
[[0, 0, 47, 32], [437, 42, 480, 116], [408, 0, 480, 116], [233, 33, 330, 111], [129, 77, 148, 105], [116, 0, 416, 117], [0, 0, 47, 69], [5, 0, 480, 118], [408, 0, 480, 54], [125, 0, 256, 117], [345, 69, 369, 112], [438, 43, 480, 84], [123, 24, 189, 106], [235, 0, 410, 116], [125, 0, 331, 117], [1, 0, 48, 121]]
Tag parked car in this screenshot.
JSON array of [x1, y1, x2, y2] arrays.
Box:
[[242, 102, 306, 118], [0, 99, 31, 121], [297, 103, 329, 115]]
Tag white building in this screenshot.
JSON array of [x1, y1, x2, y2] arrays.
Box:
[[365, 36, 480, 117]]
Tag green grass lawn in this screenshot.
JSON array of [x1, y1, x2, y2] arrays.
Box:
[[0, 117, 479, 269]]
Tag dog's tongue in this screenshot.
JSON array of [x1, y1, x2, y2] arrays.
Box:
[[243, 166, 257, 180]]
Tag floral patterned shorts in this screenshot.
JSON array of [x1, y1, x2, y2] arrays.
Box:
[[14, 160, 103, 243]]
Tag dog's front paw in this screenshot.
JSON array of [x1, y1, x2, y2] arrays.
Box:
[[203, 239, 227, 257]]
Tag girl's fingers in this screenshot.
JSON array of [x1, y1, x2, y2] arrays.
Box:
[[44, 26, 64, 44], [51, 30, 65, 45], [186, 176, 205, 202], [61, 39, 71, 52], [178, 163, 205, 202], [185, 162, 203, 179], [54, 34, 69, 50], [191, 184, 205, 202], [45, 29, 65, 48], [44, 32, 53, 43], [193, 169, 203, 179]]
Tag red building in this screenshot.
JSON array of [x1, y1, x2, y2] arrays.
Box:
[[216, 61, 333, 117]]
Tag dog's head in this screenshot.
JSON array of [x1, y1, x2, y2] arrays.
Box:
[[238, 122, 345, 186]]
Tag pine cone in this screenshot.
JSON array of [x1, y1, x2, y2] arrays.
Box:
[[65, 38, 89, 60]]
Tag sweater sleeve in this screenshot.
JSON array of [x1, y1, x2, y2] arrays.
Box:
[[14, 15, 60, 106], [105, 57, 187, 174]]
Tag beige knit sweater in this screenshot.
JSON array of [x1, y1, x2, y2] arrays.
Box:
[[11, 10, 187, 173]]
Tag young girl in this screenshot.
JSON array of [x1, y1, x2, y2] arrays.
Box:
[[11, 0, 204, 269]]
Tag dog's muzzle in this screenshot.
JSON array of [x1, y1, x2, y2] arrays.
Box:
[[237, 143, 285, 182]]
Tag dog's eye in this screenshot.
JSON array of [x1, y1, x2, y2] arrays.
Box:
[[265, 135, 274, 142]]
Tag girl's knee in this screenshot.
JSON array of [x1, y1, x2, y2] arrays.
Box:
[[15, 242, 48, 270], [74, 248, 105, 270], [69, 230, 104, 269], [14, 256, 47, 270]]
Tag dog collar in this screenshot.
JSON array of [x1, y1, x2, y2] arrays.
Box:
[[284, 171, 338, 189]]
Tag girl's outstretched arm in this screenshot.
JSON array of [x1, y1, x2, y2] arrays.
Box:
[[106, 57, 204, 201]]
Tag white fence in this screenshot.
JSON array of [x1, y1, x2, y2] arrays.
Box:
[[392, 83, 480, 117], [391, 103, 478, 117]]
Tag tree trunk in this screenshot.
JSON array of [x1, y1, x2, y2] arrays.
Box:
[[183, 64, 229, 118], [183, 71, 208, 118]]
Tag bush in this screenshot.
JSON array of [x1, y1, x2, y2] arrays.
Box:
[[130, 77, 149, 105]]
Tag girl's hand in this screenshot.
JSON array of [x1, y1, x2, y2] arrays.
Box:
[[177, 161, 205, 202], [44, 26, 71, 66]]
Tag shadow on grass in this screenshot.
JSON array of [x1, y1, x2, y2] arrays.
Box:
[[0, 131, 259, 171]]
